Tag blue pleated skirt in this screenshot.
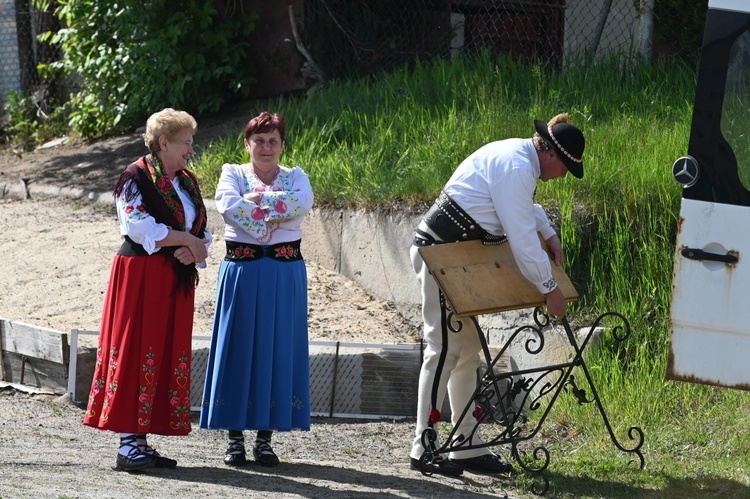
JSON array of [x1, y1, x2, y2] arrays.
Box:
[[199, 255, 310, 431]]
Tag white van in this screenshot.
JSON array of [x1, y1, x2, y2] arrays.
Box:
[[668, 0, 750, 391]]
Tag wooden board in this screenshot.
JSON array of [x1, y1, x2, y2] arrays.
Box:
[[0, 318, 69, 364], [0, 318, 70, 391], [418, 236, 578, 317]]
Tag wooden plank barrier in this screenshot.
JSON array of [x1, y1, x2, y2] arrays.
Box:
[[0, 317, 69, 393]]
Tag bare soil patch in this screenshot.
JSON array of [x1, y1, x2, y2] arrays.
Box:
[[0, 196, 420, 347]]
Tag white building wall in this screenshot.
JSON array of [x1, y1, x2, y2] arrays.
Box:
[[565, 0, 641, 60]]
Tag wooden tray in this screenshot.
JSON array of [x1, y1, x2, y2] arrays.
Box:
[[418, 236, 578, 317]]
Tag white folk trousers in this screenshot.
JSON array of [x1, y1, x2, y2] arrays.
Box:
[[409, 244, 494, 460]]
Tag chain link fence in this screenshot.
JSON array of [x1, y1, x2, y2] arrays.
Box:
[[1, 0, 28, 118], [303, 0, 702, 80], [1, 0, 703, 123], [0, 0, 59, 124]]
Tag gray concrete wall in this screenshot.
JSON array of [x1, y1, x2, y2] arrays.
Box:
[[300, 209, 423, 324], [300, 208, 539, 342]]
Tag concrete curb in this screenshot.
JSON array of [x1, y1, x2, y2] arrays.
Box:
[[0, 180, 114, 204], [2, 179, 595, 363]]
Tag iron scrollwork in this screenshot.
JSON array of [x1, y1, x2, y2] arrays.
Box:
[[418, 299, 645, 495]]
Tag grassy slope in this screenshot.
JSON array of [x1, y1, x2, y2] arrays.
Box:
[[192, 53, 750, 497]]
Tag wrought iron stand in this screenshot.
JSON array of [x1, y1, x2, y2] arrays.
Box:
[[416, 295, 645, 495]]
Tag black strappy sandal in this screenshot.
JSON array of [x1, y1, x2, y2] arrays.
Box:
[[224, 434, 247, 466], [253, 438, 280, 467], [114, 435, 154, 472]]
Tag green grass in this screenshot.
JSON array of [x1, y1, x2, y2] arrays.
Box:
[[191, 52, 750, 497]]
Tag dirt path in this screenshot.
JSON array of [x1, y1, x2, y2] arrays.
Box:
[[0, 196, 419, 347]]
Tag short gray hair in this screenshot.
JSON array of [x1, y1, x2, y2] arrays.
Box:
[[143, 108, 197, 153]]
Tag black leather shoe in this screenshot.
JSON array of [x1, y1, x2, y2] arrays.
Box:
[[410, 457, 463, 477], [253, 440, 280, 467], [224, 452, 247, 466], [224, 441, 247, 466], [145, 447, 177, 469], [114, 452, 154, 472], [449, 454, 513, 474]]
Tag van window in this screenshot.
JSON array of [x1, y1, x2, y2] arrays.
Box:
[[722, 30, 750, 191]]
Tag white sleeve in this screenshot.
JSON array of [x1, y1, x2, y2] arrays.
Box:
[[257, 167, 314, 221], [214, 164, 268, 239], [116, 181, 169, 255], [489, 169, 557, 294], [534, 204, 557, 241]]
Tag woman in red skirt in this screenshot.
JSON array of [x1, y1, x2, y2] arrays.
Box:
[[83, 108, 211, 472]]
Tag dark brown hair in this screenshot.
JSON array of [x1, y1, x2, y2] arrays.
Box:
[[244, 111, 286, 142]]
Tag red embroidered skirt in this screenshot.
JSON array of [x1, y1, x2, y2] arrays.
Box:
[[83, 253, 194, 435]]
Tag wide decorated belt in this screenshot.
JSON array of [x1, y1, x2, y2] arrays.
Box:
[[422, 190, 486, 243], [225, 239, 303, 262]]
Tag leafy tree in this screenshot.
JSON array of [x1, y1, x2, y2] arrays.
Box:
[[37, 0, 258, 137]]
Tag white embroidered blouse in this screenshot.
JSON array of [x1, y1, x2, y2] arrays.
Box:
[[115, 179, 212, 266], [215, 163, 314, 245]]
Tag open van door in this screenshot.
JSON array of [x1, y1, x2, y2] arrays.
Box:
[[668, 0, 750, 391]]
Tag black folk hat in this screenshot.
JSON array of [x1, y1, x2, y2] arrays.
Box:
[[534, 120, 585, 179]]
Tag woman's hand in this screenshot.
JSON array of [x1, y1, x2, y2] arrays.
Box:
[[174, 246, 196, 265], [158, 229, 209, 264], [190, 236, 209, 264], [243, 192, 262, 204]]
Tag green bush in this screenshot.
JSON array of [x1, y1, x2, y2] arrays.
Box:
[[1, 90, 70, 150], [37, 0, 259, 138]]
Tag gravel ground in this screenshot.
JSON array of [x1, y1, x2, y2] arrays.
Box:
[[0, 388, 525, 499]]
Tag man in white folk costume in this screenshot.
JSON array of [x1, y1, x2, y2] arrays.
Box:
[[409, 113, 586, 476]]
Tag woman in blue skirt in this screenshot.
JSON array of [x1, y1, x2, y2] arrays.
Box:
[[200, 111, 314, 466]]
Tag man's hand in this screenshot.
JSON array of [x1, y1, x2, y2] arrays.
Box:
[[546, 234, 564, 266], [544, 286, 566, 318]]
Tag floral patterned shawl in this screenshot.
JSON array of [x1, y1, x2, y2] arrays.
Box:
[[113, 154, 207, 294]]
